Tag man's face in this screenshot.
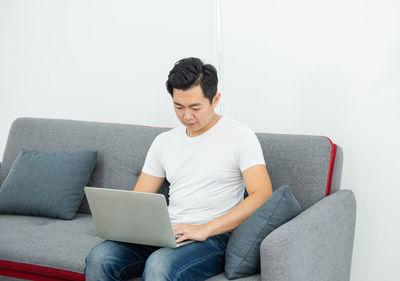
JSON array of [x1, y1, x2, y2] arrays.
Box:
[[172, 84, 220, 137]]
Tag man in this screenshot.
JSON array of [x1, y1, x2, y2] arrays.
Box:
[[85, 57, 273, 281]]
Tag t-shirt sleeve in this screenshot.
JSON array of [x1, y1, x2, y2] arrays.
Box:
[[141, 134, 166, 178], [235, 127, 266, 173]]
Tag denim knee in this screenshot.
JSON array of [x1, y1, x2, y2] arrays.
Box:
[[85, 241, 122, 281], [142, 234, 229, 281], [142, 248, 175, 281]]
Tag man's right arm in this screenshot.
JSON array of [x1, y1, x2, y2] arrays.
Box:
[[133, 172, 165, 193]]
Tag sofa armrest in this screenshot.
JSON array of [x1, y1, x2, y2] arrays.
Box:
[[260, 189, 356, 281]]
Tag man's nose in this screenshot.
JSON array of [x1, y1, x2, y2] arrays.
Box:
[[183, 109, 193, 120]]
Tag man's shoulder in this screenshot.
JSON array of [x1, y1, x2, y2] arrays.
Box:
[[155, 125, 184, 141], [221, 116, 255, 136]]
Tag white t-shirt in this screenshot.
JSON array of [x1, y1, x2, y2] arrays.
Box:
[[142, 116, 265, 225]]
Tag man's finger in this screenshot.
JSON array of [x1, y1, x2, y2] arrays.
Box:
[[175, 235, 187, 243]]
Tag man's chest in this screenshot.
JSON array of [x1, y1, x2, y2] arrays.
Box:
[[160, 141, 240, 184]]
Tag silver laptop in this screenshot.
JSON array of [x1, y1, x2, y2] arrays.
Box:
[[84, 187, 194, 248]]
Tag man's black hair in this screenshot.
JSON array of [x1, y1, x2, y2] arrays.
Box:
[[166, 57, 218, 104]]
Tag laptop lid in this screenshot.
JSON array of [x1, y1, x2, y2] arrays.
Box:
[[84, 187, 192, 248]]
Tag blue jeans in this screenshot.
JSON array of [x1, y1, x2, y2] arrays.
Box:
[[85, 233, 230, 281]]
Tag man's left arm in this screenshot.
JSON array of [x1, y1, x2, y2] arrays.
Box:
[[174, 164, 273, 243]]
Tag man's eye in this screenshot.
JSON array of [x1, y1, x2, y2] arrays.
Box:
[[193, 108, 200, 111]]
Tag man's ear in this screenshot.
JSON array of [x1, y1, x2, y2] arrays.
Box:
[[212, 93, 221, 106]]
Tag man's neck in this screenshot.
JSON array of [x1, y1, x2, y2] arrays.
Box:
[[187, 114, 222, 137]]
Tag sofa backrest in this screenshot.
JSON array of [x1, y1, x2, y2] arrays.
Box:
[[0, 117, 342, 213]]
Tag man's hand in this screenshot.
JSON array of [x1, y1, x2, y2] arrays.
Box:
[[173, 223, 211, 243]]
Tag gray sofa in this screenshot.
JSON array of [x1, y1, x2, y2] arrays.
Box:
[[0, 117, 356, 281]]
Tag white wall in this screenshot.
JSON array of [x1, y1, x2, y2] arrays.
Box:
[[222, 1, 400, 280], [0, 0, 220, 151], [1, 1, 399, 280]]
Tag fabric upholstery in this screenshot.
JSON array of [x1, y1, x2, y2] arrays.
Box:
[[0, 214, 103, 274], [0, 211, 260, 281], [256, 133, 335, 209], [0, 149, 97, 219], [225, 186, 302, 279], [260, 189, 356, 281], [0, 118, 171, 214], [0, 117, 348, 281], [0, 118, 341, 213], [331, 145, 343, 194], [0, 275, 33, 281]]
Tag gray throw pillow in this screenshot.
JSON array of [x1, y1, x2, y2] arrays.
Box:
[[0, 149, 97, 220], [225, 185, 302, 279]]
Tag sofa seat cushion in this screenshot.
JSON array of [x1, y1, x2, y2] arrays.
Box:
[[0, 214, 103, 274], [0, 214, 260, 281]]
